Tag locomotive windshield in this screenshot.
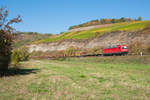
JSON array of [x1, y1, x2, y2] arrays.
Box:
[[122, 46, 127, 49]]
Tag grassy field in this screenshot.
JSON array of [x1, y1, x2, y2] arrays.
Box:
[[34, 21, 150, 44], [0, 56, 150, 100]]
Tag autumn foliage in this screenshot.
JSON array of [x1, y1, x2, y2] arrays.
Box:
[[0, 7, 21, 71]]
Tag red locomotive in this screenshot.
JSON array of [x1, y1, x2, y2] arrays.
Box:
[[103, 45, 128, 56]]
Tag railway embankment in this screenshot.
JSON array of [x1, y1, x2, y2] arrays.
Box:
[[28, 30, 150, 53]]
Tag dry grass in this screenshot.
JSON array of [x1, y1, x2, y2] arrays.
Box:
[[0, 56, 150, 100]]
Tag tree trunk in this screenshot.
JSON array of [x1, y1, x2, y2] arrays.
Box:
[[0, 56, 10, 71]]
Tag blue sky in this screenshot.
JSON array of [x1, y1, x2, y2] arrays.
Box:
[[0, 0, 150, 34]]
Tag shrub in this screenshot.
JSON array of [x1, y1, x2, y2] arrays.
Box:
[[74, 50, 82, 57], [11, 46, 29, 66], [11, 49, 20, 66], [19, 46, 30, 61], [128, 41, 150, 55], [30, 51, 44, 57], [92, 46, 103, 54], [65, 46, 76, 56]]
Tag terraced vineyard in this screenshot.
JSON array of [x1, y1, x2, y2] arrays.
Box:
[[34, 21, 150, 44]]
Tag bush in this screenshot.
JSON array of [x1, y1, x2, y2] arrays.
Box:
[[11, 46, 29, 66], [128, 41, 150, 55], [30, 51, 44, 57], [65, 46, 76, 56], [11, 49, 20, 66], [92, 46, 103, 55]]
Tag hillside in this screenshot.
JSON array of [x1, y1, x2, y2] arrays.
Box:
[[14, 32, 52, 48], [68, 17, 142, 30], [34, 21, 150, 44], [28, 20, 150, 55]]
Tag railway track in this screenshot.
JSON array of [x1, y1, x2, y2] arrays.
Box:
[[30, 53, 134, 60]]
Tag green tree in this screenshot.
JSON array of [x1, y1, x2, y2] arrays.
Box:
[[120, 17, 126, 22], [100, 18, 106, 24], [137, 16, 142, 21], [111, 19, 116, 23]]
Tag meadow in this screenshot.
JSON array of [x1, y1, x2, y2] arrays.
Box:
[[0, 56, 150, 100]]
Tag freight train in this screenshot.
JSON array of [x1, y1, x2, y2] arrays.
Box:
[[103, 45, 128, 56]]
